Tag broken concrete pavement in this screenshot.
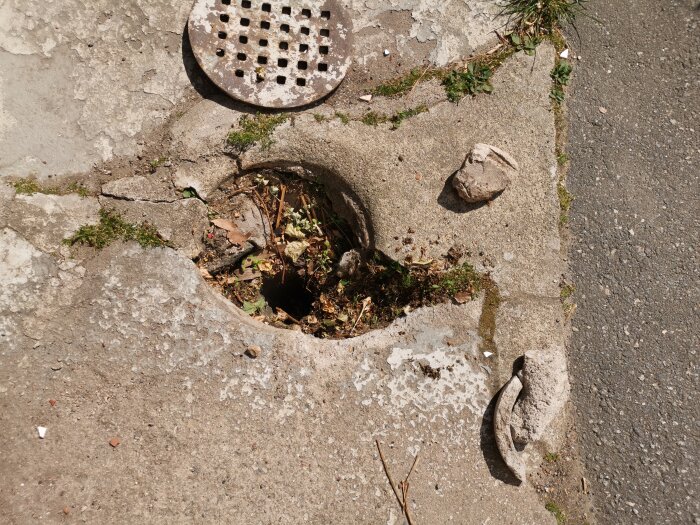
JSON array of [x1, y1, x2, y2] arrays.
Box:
[[0, 1, 583, 523]]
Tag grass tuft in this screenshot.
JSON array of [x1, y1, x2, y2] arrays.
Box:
[[443, 62, 493, 102], [227, 113, 288, 152], [501, 0, 587, 35], [64, 209, 170, 250]]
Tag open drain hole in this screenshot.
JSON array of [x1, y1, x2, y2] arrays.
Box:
[[260, 272, 313, 319], [197, 169, 482, 339]]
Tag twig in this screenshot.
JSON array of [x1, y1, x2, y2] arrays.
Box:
[[375, 440, 419, 525], [409, 64, 432, 96], [275, 184, 287, 229], [252, 189, 287, 282], [350, 297, 371, 334], [375, 440, 403, 508]]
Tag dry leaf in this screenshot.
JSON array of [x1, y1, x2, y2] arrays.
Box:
[[454, 291, 471, 304], [227, 229, 251, 246], [212, 218, 251, 246], [319, 294, 336, 314], [211, 218, 238, 231], [199, 267, 213, 279], [258, 260, 274, 273]]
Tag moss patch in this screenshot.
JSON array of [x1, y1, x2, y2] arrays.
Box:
[[557, 182, 574, 225], [227, 113, 288, 152], [64, 209, 170, 250], [545, 501, 566, 524]]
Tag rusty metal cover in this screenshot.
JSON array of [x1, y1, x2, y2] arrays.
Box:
[[188, 0, 352, 108]]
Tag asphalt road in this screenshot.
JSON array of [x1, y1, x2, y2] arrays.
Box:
[[567, 1, 699, 523]]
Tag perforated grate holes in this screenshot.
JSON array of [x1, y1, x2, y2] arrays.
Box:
[[188, 0, 352, 107]]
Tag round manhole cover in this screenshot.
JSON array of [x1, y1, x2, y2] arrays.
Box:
[[188, 0, 352, 108]]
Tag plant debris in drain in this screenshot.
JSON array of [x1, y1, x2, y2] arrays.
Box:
[[197, 170, 482, 339]]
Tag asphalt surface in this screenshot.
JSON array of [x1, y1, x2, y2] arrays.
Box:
[[567, 1, 699, 523]]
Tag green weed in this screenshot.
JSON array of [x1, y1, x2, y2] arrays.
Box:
[[361, 111, 389, 127], [551, 61, 573, 86], [313, 113, 327, 123], [64, 209, 170, 250], [390, 105, 428, 129], [544, 452, 560, 463], [443, 62, 493, 102], [432, 263, 482, 297], [227, 113, 288, 152], [510, 33, 539, 55], [12, 179, 43, 195], [335, 112, 350, 125]]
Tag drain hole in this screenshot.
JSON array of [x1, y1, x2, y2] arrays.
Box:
[[242, 0, 251, 7], [240, 18, 250, 26], [319, 45, 329, 54], [199, 170, 481, 339], [279, 41, 289, 50], [259, 38, 268, 47], [218, 31, 227, 39], [237, 52, 247, 61], [318, 62, 328, 72], [260, 273, 313, 320], [281, 23, 290, 33], [239, 35, 248, 44], [257, 55, 268, 65], [262, 2, 271, 12], [299, 43, 308, 52], [297, 60, 308, 70], [296, 78, 306, 86], [261, 20, 271, 29], [221, 0, 231, 4], [235, 69, 244, 77], [278, 58, 288, 67], [300, 26, 310, 35], [220, 14, 230, 22], [301, 8, 311, 17], [282, 6, 291, 15], [276, 75, 287, 85], [321, 10, 331, 19], [216, 48, 225, 57], [320, 28, 330, 37]]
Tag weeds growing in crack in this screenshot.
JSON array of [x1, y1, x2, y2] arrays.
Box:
[[11, 178, 91, 197], [227, 113, 288, 153], [500, 0, 587, 36], [64, 209, 170, 249]]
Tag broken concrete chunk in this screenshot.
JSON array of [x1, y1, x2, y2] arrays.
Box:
[[452, 144, 518, 203], [510, 348, 570, 446], [101, 174, 178, 202], [285, 241, 309, 263], [493, 374, 526, 482], [230, 194, 270, 248]]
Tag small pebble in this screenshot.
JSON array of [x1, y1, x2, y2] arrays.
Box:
[[37, 426, 47, 439], [383, 49, 390, 56], [246, 345, 262, 359], [599, 107, 608, 114], [109, 437, 121, 448]]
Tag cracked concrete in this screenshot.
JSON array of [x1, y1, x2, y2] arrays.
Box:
[[0, 1, 581, 523]]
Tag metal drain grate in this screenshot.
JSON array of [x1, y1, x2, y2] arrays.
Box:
[[188, 0, 352, 108]]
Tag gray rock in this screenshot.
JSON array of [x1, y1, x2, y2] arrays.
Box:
[[452, 143, 518, 203], [336, 249, 361, 278], [510, 347, 570, 445], [494, 373, 526, 482]]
